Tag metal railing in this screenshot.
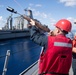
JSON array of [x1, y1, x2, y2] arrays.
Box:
[[2, 50, 10, 75], [19, 60, 38, 75]]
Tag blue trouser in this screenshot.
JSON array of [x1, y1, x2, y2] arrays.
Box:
[[72, 58, 76, 75]]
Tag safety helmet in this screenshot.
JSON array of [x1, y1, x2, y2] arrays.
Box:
[[55, 19, 72, 32]]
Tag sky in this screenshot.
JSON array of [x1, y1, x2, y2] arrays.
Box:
[[0, 0, 76, 30]]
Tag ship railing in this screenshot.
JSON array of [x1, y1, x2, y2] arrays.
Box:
[[19, 60, 38, 75], [19, 47, 43, 75], [2, 50, 10, 75]]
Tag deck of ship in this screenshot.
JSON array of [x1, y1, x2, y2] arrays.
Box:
[[19, 61, 73, 75]]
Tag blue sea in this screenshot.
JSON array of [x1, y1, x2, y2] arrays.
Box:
[[0, 37, 41, 75]]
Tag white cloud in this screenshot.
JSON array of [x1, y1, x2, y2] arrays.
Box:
[[50, 18, 56, 22], [35, 4, 42, 7], [29, 3, 42, 7], [41, 13, 47, 18], [28, 7, 36, 11], [28, 4, 44, 18], [49, 18, 56, 26], [34, 11, 40, 16], [28, 8, 48, 19], [0, 16, 3, 20], [29, 3, 34, 6], [67, 17, 76, 30], [59, 0, 76, 6], [0, 16, 6, 28], [67, 17, 74, 21], [74, 19, 76, 23], [67, 17, 76, 26], [67, 17, 76, 24]]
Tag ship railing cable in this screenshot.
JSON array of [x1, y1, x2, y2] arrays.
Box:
[[19, 60, 38, 75], [2, 50, 10, 75]]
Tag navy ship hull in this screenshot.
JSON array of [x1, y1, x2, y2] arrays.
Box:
[[0, 29, 30, 40]]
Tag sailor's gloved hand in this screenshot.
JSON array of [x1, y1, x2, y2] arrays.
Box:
[[30, 19, 35, 26]]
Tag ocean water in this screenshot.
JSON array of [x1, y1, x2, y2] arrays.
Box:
[[0, 37, 41, 75]]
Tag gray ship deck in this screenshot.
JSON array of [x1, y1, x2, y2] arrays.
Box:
[[19, 61, 38, 75], [19, 61, 73, 75]]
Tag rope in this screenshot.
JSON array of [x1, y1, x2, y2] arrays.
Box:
[[13, 0, 24, 13]]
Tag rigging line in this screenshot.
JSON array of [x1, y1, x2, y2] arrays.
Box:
[[13, 0, 24, 13], [61, 1, 76, 2]]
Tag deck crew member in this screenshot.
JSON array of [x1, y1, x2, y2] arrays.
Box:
[[29, 19, 72, 75], [72, 33, 76, 75]]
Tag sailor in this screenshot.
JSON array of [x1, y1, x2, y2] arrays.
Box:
[[29, 19, 72, 75], [72, 33, 76, 75]]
